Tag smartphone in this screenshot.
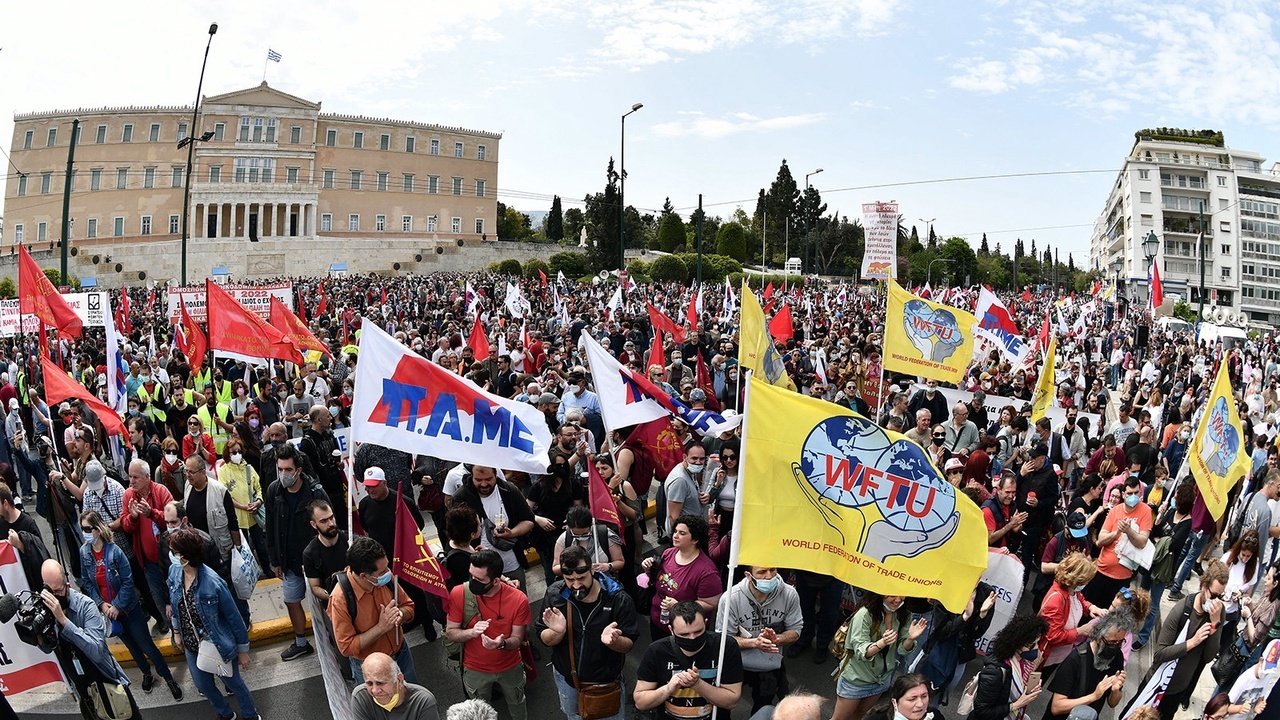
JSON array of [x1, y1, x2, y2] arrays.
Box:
[[1027, 672, 1042, 692]]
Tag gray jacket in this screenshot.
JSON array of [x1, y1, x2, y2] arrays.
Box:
[[62, 588, 130, 686], [717, 576, 804, 672]]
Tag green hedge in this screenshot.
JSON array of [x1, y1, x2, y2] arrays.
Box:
[[523, 258, 550, 281], [673, 253, 742, 283], [496, 258, 523, 276], [549, 251, 589, 278], [650, 255, 688, 282]]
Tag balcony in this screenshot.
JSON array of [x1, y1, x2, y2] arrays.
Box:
[[1163, 219, 1212, 236]]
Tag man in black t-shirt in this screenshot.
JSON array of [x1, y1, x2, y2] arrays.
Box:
[[635, 601, 744, 720], [0, 484, 40, 538], [1043, 611, 1128, 720], [303, 498, 350, 605]]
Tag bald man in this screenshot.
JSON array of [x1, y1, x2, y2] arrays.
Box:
[[747, 691, 824, 720], [39, 559, 139, 713], [351, 652, 439, 720]]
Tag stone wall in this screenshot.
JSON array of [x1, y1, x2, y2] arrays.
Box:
[[0, 237, 564, 286]]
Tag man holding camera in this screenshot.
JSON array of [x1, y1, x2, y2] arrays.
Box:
[[39, 558, 139, 719]]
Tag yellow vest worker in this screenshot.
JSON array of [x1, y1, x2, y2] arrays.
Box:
[[197, 400, 233, 454]]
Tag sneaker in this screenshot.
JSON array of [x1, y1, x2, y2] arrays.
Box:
[[152, 621, 171, 637], [785, 643, 809, 659], [216, 714, 238, 720], [142, 674, 154, 694], [280, 642, 314, 662], [1168, 590, 1186, 601], [167, 680, 183, 701], [813, 647, 830, 664]]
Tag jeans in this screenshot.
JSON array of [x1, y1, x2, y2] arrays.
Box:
[[349, 642, 417, 685], [462, 663, 527, 720], [11, 449, 33, 497], [184, 649, 257, 719], [553, 671, 625, 720], [1138, 581, 1167, 645], [141, 560, 170, 629], [795, 574, 846, 650], [1171, 530, 1212, 594], [743, 666, 789, 714], [117, 609, 173, 681]]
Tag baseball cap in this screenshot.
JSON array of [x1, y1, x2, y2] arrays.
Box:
[[58, 402, 73, 414], [944, 458, 965, 473], [362, 467, 386, 487], [6, 398, 16, 411], [1029, 444, 1049, 459], [690, 388, 707, 401], [85, 460, 105, 491], [1067, 510, 1088, 537], [1263, 639, 1280, 673]]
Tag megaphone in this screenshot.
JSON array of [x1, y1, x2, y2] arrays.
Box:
[[598, 270, 609, 280]]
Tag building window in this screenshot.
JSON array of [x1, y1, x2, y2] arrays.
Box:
[[46, 128, 57, 147], [141, 216, 151, 235], [430, 139, 439, 155], [380, 134, 390, 151], [12, 225, 21, 244], [178, 123, 188, 140], [286, 167, 298, 184], [290, 125, 301, 144], [266, 119, 277, 143], [37, 222, 47, 242], [478, 145, 487, 161], [1219, 176, 1227, 187], [40, 173, 51, 194], [16, 176, 26, 196], [326, 129, 336, 146], [476, 179, 486, 197], [1222, 198, 1230, 211], [22, 130, 33, 149], [90, 169, 102, 190], [1137, 169, 1149, 180], [405, 137, 415, 153], [144, 168, 155, 188], [263, 158, 275, 183], [452, 217, 461, 233], [113, 217, 124, 237], [376, 214, 386, 231], [172, 167, 184, 187], [323, 169, 334, 188], [96, 125, 107, 144], [247, 158, 259, 183], [1222, 220, 1232, 232], [428, 216, 437, 232], [239, 117, 250, 141], [321, 214, 332, 232], [354, 131, 364, 149], [452, 177, 463, 195], [377, 172, 389, 191], [213, 123, 225, 141], [1222, 244, 1232, 255], [149, 123, 160, 142], [428, 176, 439, 194], [475, 218, 484, 235], [86, 219, 97, 238], [349, 214, 359, 231], [235, 159, 246, 183], [117, 167, 128, 189], [122, 124, 133, 142], [1222, 266, 1231, 280], [350, 170, 362, 190], [403, 174, 414, 192], [169, 215, 180, 234], [1139, 191, 1151, 203], [208, 166, 221, 182], [402, 215, 412, 232], [454, 142, 463, 158]]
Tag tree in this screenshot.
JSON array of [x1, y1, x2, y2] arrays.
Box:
[[1068, 253, 1075, 272], [938, 237, 978, 287], [753, 160, 801, 264], [716, 222, 748, 262], [657, 213, 685, 253], [977, 255, 1008, 289], [496, 203, 532, 240], [563, 208, 585, 244], [583, 158, 622, 270], [0, 277, 13, 299], [650, 254, 687, 282], [546, 196, 564, 241], [979, 233, 990, 256], [798, 185, 827, 271], [549, 251, 589, 278], [662, 197, 675, 217], [524, 258, 550, 281], [927, 225, 937, 250], [1030, 238, 1037, 258], [1043, 247, 1052, 266]]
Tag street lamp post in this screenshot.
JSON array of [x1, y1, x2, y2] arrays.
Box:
[[919, 217, 936, 248], [619, 103, 643, 272], [927, 257, 954, 287], [804, 168, 823, 275], [1142, 230, 1160, 306], [179, 22, 218, 286]]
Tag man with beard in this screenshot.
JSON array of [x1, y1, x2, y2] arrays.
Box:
[[1041, 611, 1129, 720], [301, 405, 346, 527], [358, 467, 435, 641], [303, 498, 349, 606]]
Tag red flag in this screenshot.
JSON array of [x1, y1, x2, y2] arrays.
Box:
[[118, 290, 132, 335], [42, 354, 131, 447], [391, 481, 450, 603], [18, 244, 82, 337], [146, 287, 156, 309], [538, 268, 548, 286], [624, 417, 685, 495], [269, 297, 329, 356], [763, 282, 774, 300], [686, 288, 702, 333], [316, 294, 328, 318], [694, 353, 721, 412], [646, 302, 686, 344], [586, 459, 621, 528], [206, 279, 302, 364], [297, 294, 307, 324], [179, 302, 207, 375], [646, 333, 665, 376], [768, 304, 794, 342], [1150, 260, 1164, 308], [1022, 289, 1032, 302], [1035, 312, 1051, 357], [763, 298, 778, 315], [467, 316, 490, 360], [380, 286, 387, 306]]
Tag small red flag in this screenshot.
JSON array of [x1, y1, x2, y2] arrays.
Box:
[[179, 302, 207, 375], [1022, 289, 1032, 302], [269, 297, 329, 356], [391, 481, 451, 603], [118, 290, 132, 335], [625, 417, 686, 495], [646, 302, 686, 344], [768, 304, 794, 342], [586, 459, 621, 528], [467, 316, 490, 361], [147, 287, 156, 309], [316, 294, 328, 318], [206, 279, 301, 364], [18, 244, 83, 337], [695, 353, 721, 412], [763, 282, 774, 300], [538, 268, 548, 286], [42, 354, 131, 448]]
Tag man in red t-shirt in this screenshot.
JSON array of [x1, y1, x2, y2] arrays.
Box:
[[982, 474, 1027, 549], [1084, 475, 1153, 607], [446, 548, 531, 720]]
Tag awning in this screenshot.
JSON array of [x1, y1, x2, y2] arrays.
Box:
[[329, 263, 348, 272], [79, 277, 98, 287]]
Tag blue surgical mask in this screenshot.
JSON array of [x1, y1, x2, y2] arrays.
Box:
[[1020, 648, 1039, 662], [753, 576, 781, 594], [169, 551, 187, 567], [1124, 495, 1140, 508], [372, 571, 393, 587], [83, 531, 95, 544]]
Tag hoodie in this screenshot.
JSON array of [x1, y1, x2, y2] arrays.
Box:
[[717, 575, 804, 672]]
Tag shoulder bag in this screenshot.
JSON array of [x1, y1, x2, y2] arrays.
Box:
[[567, 601, 622, 720]]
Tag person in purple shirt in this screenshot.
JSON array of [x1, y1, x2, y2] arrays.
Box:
[[1169, 483, 1218, 600]]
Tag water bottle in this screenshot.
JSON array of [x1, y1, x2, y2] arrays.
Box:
[[660, 603, 670, 625]]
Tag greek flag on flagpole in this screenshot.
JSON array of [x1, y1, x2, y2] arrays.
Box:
[[267, 49, 282, 62]]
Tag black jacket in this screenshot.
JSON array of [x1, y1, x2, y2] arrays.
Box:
[[970, 657, 1013, 720], [265, 471, 328, 572]]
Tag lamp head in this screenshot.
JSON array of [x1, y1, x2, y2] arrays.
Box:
[[815, 168, 824, 174], [200, 131, 216, 142], [631, 103, 644, 111], [209, 23, 218, 35]]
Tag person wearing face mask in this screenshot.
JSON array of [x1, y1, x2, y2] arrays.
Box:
[[446, 549, 530, 720], [1145, 559, 1229, 720], [136, 365, 169, 432], [300, 405, 347, 524], [331, 535, 418, 683], [156, 436, 187, 497], [832, 592, 927, 720], [198, 386, 236, 456], [166, 528, 261, 720], [634, 600, 744, 720], [718, 566, 803, 714], [1041, 611, 1129, 720], [1039, 552, 1107, 674], [537, 544, 639, 720], [969, 614, 1047, 720], [1084, 473, 1154, 607], [664, 444, 714, 535], [182, 416, 218, 467], [266, 443, 327, 662], [351, 652, 439, 720], [219, 438, 271, 580]]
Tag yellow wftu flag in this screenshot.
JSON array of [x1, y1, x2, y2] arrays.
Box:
[[1030, 333, 1057, 423], [1189, 359, 1251, 520], [736, 376, 988, 612], [883, 281, 977, 385], [738, 282, 795, 391]]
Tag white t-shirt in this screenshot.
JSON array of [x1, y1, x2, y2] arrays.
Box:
[[1227, 665, 1279, 720], [479, 490, 519, 573]]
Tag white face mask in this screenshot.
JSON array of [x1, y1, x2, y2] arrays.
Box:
[[687, 463, 704, 474], [230, 453, 243, 464], [165, 453, 178, 464]]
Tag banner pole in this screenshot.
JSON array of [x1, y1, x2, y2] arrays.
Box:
[[711, 371, 752, 720]]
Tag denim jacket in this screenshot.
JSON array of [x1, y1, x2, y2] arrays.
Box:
[[78, 540, 138, 615], [166, 563, 249, 662]]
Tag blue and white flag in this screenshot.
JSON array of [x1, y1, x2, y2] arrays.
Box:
[[267, 49, 282, 62]]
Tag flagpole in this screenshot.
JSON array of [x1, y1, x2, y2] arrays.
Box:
[[711, 370, 751, 720]]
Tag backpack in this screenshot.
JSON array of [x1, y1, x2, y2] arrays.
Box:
[[1226, 491, 1258, 548], [830, 610, 855, 663], [441, 583, 478, 662], [1149, 535, 1176, 585]]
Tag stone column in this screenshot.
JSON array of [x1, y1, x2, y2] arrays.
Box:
[[307, 203, 317, 238], [279, 203, 287, 236]]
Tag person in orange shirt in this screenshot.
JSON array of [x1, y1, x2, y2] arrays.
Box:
[[1083, 475, 1152, 608], [446, 548, 531, 720], [329, 535, 417, 684]]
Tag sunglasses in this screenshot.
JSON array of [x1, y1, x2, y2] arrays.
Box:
[[80, 526, 94, 533], [563, 566, 592, 578], [721, 454, 737, 461]]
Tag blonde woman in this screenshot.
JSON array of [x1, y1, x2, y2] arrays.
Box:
[[218, 438, 271, 577], [1038, 552, 1106, 674]]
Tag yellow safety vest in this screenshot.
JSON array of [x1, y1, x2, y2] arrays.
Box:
[[137, 382, 168, 422], [214, 380, 233, 405], [197, 403, 232, 453], [194, 368, 212, 391]]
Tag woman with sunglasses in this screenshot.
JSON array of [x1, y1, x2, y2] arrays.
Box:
[[706, 438, 740, 531], [78, 510, 182, 700]]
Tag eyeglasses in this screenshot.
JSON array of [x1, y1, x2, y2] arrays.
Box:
[[80, 526, 94, 533], [563, 566, 592, 578], [721, 454, 737, 461]]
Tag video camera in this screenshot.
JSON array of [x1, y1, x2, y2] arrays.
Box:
[[0, 589, 60, 653]]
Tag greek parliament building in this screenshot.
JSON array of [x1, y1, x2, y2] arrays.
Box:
[[2, 83, 502, 282], [1088, 128, 1280, 329]]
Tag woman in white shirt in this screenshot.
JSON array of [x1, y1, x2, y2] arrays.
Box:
[[1221, 529, 1262, 653]]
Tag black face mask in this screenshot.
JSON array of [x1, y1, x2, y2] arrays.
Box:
[[674, 634, 706, 653], [1096, 640, 1122, 660], [468, 579, 494, 596]]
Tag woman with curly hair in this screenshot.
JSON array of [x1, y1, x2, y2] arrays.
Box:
[[970, 614, 1048, 720]]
